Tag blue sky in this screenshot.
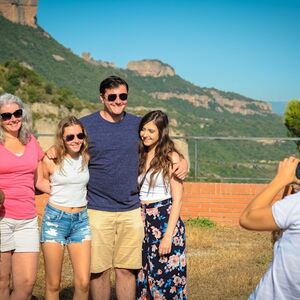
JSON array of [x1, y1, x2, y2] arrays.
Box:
[[38, 0, 300, 103]]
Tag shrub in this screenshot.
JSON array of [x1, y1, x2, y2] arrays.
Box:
[[27, 86, 40, 102], [44, 83, 53, 95], [3, 81, 17, 94], [32, 112, 42, 122], [185, 217, 215, 228]]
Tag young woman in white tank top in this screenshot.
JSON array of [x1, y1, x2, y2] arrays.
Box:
[[40, 116, 91, 300], [136, 110, 187, 299]]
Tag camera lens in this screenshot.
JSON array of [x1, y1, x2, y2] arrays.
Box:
[[296, 163, 300, 179]]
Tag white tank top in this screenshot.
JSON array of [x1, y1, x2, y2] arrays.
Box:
[[139, 170, 171, 202], [49, 155, 89, 207]]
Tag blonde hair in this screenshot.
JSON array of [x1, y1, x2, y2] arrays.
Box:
[[54, 116, 89, 170], [0, 93, 31, 144]]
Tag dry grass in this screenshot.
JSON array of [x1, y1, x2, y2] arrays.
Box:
[[186, 226, 272, 300], [32, 226, 272, 299]]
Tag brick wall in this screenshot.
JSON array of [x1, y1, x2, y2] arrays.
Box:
[[35, 182, 287, 226], [181, 182, 286, 226]]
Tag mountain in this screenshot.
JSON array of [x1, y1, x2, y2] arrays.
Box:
[[0, 14, 295, 181]]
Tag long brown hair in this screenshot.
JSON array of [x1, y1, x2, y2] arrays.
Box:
[[138, 110, 182, 189], [54, 116, 89, 170]]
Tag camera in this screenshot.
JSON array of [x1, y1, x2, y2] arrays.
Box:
[[296, 163, 300, 180]]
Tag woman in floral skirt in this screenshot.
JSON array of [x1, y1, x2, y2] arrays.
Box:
[[136, 110, 187, 299]]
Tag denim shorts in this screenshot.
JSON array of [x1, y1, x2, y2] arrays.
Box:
[[41, 204, 91, 245]]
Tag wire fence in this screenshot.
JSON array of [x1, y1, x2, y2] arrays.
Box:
[[172, 136, 300, 183], [37, 133, 300, 183]]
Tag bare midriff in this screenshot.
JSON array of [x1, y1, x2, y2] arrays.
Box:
[[141, 199, 166, 204], [48, 202, 86, 213]]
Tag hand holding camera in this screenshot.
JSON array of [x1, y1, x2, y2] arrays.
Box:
[[273, 157, 300, 188]]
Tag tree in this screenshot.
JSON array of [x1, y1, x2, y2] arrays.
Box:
[[284, 99, 300, 150]]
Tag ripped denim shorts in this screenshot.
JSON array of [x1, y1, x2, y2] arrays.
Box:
[[40, 203, 91, 245]]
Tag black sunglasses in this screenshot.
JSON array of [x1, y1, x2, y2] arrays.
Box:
[[64, 132, 85, 142], [106, 93, 128, 102], [0, 108, 23, 121]]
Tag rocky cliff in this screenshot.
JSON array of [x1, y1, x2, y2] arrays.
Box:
[[127, 59, 175, 77], [0, 0, 37, 27], [150, 89, 271, 116], [126, 60, 271, 116], [82, 52, 116, 69]]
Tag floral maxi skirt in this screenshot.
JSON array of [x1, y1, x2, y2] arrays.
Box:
[[137, 198, 187, 299]]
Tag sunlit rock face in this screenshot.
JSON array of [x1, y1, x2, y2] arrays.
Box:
[[127, 59, 176, 77], [0, 0, 38, 28]]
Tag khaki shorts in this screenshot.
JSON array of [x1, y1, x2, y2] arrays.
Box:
[[88, 208, 144, 273], [0, 216, 39, 252]]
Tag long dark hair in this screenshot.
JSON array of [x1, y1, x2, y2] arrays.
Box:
[[138, 110, 182, 189]]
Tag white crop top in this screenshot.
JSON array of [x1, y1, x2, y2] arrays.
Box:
[[49, 155, 89, 207], [139, 170, 171, 201]]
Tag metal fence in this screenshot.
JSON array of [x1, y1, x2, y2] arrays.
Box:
[[172, 136, 300, 183], [37, 133, 300, 183]]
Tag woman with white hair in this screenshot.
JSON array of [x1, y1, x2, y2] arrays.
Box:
[[0, 93, 49, 300]]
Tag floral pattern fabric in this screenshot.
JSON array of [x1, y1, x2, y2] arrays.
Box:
[[137, 198, 187, 299]]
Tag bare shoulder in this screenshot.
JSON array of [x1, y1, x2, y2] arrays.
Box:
[[42, 155, 56, 172], [170, 151, 181, 164], [42, 155, 52, 165]]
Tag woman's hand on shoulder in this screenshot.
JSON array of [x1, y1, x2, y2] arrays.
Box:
[[45, 145, 57, 160]]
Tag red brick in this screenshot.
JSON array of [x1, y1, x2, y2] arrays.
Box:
[[35, 182, 279, 227], [231, 184, 246, 195], [221, 183, 233, 194]]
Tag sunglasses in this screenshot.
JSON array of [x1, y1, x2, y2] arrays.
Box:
[[106, 93, 128, 102], [64, 132, 85, 142], [0, 108, 23, 121]]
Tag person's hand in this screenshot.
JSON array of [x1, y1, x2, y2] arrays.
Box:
[[46, 146, 57, 159], [172, 158, 188, 180], [0, 190, 5, 208], [159, 235, 172, 256], [274, 156, 300, 186]]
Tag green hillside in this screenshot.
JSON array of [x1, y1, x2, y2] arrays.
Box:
[[0, 15, 295, 181], [0, 61, 97, 124]]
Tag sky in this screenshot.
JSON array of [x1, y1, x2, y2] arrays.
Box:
[[37, 0, 300, 103]]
